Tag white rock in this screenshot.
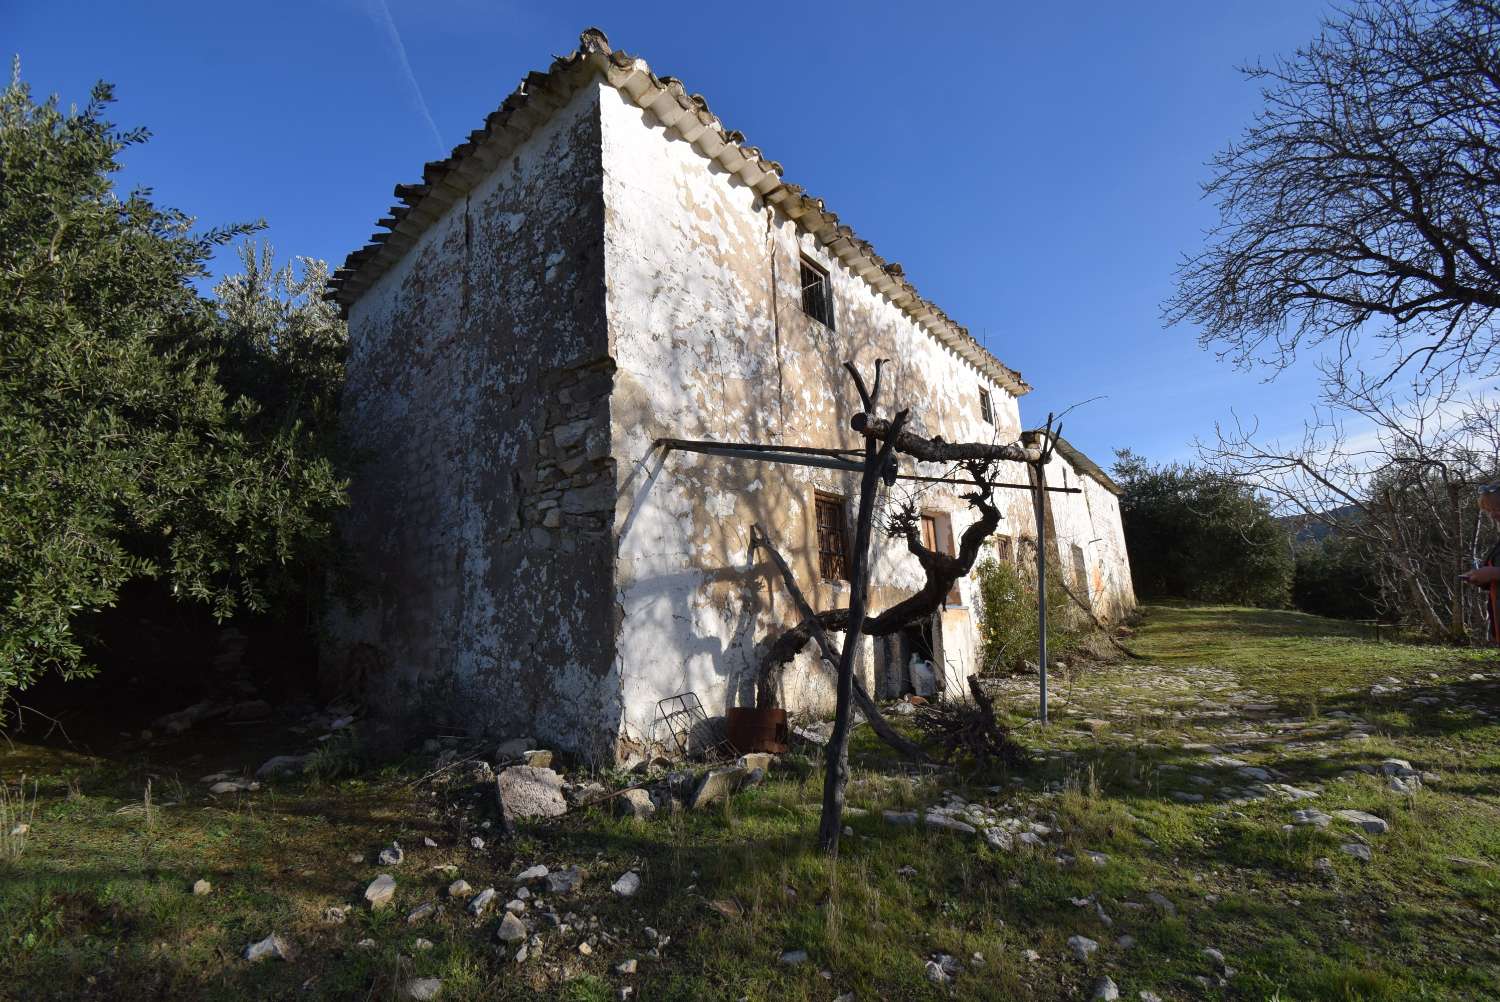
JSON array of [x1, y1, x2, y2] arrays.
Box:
[[779, 949, 809, 965], [515, 864, 549, 883], [192, 879, 212, 896], [611, 871, 641, 897], [468, 887, 497, 916], [404, 977, 442, 1000], [413, 938, 433, 950], [1092, 976, 1120, 1000], [243, 933, 293, 962], [496, 911, 527, 943], [1068, 935, 1099, 961], [1340, 843, 1373, 862], [365, 874, 397, 910], [616, 958, 638, 975], [1333, 809, 1388, 834], [448, 879, 473, 898], [379, 843, 404, 866]]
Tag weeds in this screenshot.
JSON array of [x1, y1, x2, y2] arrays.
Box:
[[1, 774, 37, 862]]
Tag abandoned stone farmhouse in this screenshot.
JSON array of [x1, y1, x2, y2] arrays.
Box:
[[324, 29, 1135, 763]]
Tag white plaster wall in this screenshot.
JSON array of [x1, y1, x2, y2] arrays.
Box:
[[599, 84, 1031, 743], [1042, 453, 1137, 622]]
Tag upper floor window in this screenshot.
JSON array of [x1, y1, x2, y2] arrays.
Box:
[[800, 255, 836, 330], [979, 388, 994, 425]]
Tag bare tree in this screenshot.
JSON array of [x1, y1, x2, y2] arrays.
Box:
[[1167, 0, 1500, 391], [1201, 373, 1500, 641], [749, 361, 1043, 853]]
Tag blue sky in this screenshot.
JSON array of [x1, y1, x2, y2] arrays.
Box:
[[8, 0, 1336, 467]]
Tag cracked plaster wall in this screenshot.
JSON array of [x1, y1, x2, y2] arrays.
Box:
[[599, 85, 1036, 746]]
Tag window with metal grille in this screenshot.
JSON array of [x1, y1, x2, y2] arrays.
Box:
[[815, 492, 849, 581], [800, 256, 835, 329], [979, 388, 994, 424], [921, 512, 964, 606]]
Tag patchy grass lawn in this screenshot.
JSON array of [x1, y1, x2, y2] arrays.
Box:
[[2, 604, 1499, 1000]]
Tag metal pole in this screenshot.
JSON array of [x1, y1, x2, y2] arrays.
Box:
[[1034, 415, 1055, 726]]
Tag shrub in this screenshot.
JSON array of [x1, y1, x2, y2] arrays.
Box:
[[973, 555, 1079, 673], [0, 67, 348, 714]]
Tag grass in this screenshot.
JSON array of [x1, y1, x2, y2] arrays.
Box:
[[1, 604, 1498, 1000]]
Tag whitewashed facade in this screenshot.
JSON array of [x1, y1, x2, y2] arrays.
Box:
[[325, 31, 1134, 761]]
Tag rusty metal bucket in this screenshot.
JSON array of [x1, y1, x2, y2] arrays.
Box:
[[726, 706, 789, 754]]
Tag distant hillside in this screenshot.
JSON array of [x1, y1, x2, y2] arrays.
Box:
[[1280, 504, 1363, 545]]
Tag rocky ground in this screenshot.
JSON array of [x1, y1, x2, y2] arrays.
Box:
[[1, 605, 1498, 1000]]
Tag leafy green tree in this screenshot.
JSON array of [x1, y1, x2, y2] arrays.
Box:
[[1292, 534, 1383, 621], [0, 66, 348, 714], [973, 554, 1078, 673], [1113, 450, 1293, 607]]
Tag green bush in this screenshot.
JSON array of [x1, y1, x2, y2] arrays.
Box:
[[1292, 534, 1382, 621], [1113, 450, 1293, 607], [0, 67, 348, 714], [973, 556, 1079, 673]]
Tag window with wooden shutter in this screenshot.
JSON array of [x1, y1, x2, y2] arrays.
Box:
[[921, 512, 964, 607], [979, 388, 994, 425], [815, 493, 849, 581]]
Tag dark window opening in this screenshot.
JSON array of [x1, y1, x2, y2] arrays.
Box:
[[815, 492, 849, 581], [921, 512, 964, 607], [800, 255, 835, 329], [979, 388, 994, 424]]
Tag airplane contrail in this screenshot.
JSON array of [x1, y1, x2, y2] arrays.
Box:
[[367, 0, 446, 156]]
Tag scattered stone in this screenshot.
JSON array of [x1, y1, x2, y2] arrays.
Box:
[[243, 933, 293, 962], [1068, 935, 1099, 961], [1291, 808, 1332, 828], [322, 905, 349, 924], [496, 912, 527, 943], [522, 750, 553, 769], [1116, 935, 1136, 950], [192, 879, 212, 896], [1092, 976, 1120, 1000], [616, 959, 638, 975], [413, 938, 433, 951], [1340, 843, 1373, 862], [925, 959, 954, 985], [423, 836, 438, 848], [1146, 891, 1176, 917], [209, 780, 258, 795], [578, 941, 593, 956], [1140, 993, 1163, 1002], [365, 874, 397, 910], [379, 843, 405, 866], [1203, 947, 1226, 970], [1083, 850, 1109, 866], [882, 810, 919, 826], [406, 901, 437, 924], [497, 766, 569, 824], [924, 813, 977, 835], [448, 879, 473, 899], [1023, 949, 1041, 962], [404, 977, 442, 1000], [515, 864, 549, 883], [495, 736, 537, 761], [255, 755, 308, 780], [611, 871, 641, 897], [546, 866, 583, 895], [779, 949, 809, 965], [688, 766, 747, 809], [468, 887, 497, 916], [1170, 791, 1204, 804], [356, 938, 377, 949], [470, 836, 485, 850], [614, 789, 656, 819], [1333, 809, 1388, 835], [737, 752, 774, 772]]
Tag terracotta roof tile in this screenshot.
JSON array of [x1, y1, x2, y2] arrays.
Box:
[[328, 28, 1030, 396]]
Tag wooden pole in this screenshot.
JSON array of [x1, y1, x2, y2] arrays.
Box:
[[818, 361, 906, 856]]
